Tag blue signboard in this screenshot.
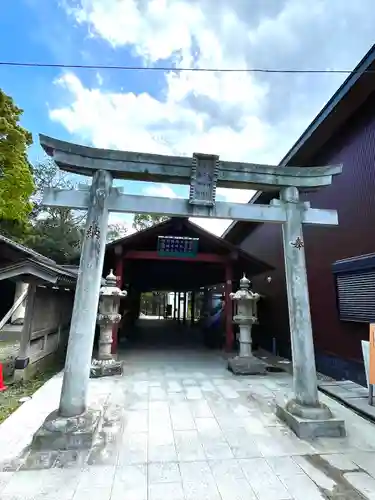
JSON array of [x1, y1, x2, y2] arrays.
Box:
[[157, 236, 199, 258]]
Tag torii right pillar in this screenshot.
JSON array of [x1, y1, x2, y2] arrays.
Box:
[[275, 186, 346, 439]]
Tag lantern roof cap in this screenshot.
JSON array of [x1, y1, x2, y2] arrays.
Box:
[[105, 269, 117, 286], [240, 273, 251, 289]]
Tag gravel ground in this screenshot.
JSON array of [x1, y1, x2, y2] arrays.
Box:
[[0, 341, 19, 378], [0, 340, 61, 424]]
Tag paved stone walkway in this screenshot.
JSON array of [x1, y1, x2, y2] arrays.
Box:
[[1, 350, 375, 499]]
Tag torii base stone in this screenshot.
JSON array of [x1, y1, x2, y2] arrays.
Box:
[[90, 358, 123, 378], [31, 409, 102, 451], [275, 398, 346, 439]]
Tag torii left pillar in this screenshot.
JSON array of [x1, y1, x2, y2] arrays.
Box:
[[32, 170, 112, 451]]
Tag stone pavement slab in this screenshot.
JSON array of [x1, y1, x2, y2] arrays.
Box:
[[1, 349, 375, 498], [258, 349, 375, 427], [319, 380, 375, 422], [319, 380, 369, 399]]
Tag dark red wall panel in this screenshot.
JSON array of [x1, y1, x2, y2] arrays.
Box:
[[241, 92, 375, 363]]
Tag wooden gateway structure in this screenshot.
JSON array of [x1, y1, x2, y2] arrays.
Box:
[[35, 134, 345, 442]]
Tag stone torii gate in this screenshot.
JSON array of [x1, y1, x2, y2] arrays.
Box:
[[33, 135, 345, 447]]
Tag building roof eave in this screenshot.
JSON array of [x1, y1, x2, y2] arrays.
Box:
[[0, 233, 57, 266], [0, 259, 78, 287], [106, 217, 274, 276]]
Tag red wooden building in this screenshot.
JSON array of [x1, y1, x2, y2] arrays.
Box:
[[104, 217, 271, 353], [223, 44, 375, 385]]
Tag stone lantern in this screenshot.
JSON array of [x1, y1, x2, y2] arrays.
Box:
[[228, 274, 266, 375], [90, 270, 127, 378]]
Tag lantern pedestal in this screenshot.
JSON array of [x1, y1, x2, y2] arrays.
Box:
[[228, 275, 267, 376], [90, 270, 127, 378], [91, 358, 123, 378], [228, 354, 267, 375]]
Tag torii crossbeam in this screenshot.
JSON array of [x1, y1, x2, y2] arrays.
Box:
[[41, 135, 341, 226], [37, 135, 345, 442]]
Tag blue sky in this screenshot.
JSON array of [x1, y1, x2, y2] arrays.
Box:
[[1, 0, 164, 160], [2, 0, 375, 235], [1, 0, 190, 228]]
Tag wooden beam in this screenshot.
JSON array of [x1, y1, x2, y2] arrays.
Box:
[[124, 251, 227, 263], [42, 189, 339, 226], [40, 135, 342, 190]]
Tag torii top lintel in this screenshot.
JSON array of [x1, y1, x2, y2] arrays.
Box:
[[39, 134, 342, 192]]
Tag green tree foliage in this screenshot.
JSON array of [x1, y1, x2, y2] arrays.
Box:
[[0, 89, 34, 221], [0, 218, 31, 242], [27, 159, 128, 262], [0, 130, 129, 262], [132, 213, 168, 232], [26, 208, 84, 263], [24, 159, 85, 263], [107, 222, 128, 243], [30, 158, 76, 218]]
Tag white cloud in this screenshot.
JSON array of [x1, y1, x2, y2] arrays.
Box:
[[50, 71, 270, 160], [52, 0, 375, 236], [143, 184, 179, 199], [216, 188, 255, 204], [190, 217, 232, 236], [108, 213, 135, 235]]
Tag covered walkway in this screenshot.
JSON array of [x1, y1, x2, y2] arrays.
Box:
[[104, 217, 272, 353], [123, 318, 205, 350]]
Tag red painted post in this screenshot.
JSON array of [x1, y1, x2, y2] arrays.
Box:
[[0, 363, 7, 392], [112, 256, 124, 355], [225, 263, 234, 352]]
